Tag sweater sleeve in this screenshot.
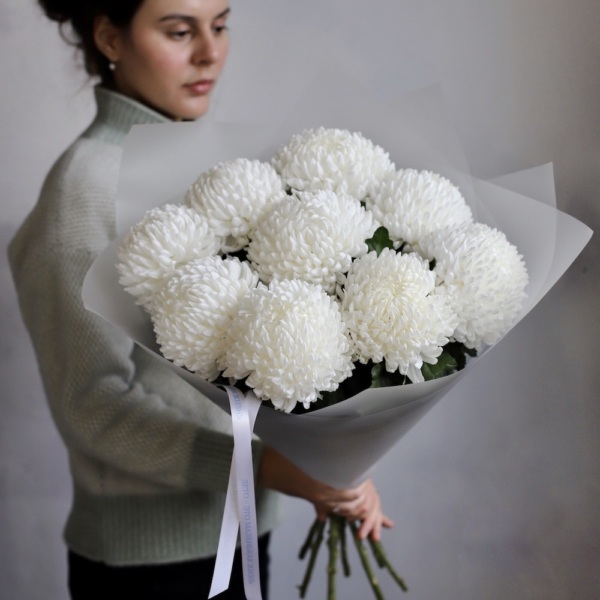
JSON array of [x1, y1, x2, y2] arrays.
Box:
[[8, 140, 264, 495]]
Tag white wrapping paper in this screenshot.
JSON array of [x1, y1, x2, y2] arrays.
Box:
[[83, 82, 591, 488]]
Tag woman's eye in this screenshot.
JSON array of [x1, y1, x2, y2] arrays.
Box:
[[168, 29, 192, 40], [212, 22, 228, 34]]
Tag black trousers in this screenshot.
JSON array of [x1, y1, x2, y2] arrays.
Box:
[[68, 535, 270, 600]]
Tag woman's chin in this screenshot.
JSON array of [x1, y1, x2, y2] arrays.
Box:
[[140, 96, 211, 122], [171, 97, 212, 122]]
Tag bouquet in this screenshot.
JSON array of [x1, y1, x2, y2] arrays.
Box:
[[83, 86, 592, 600], [116, 127, 528, 412], [113, 126, 528, 597]]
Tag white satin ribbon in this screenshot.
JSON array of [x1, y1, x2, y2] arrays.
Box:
[[209, 387, 263, 600]]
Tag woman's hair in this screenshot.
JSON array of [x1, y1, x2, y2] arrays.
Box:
[[38, 0, 145, 83]]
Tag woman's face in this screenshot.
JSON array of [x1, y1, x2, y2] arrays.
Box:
[[108, 0, 230, 120]]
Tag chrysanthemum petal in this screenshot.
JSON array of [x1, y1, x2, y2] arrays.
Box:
[[247, 190, 376, 293], [366, 169, 473, 247], [185, 158, 287, 252], [117, 204, 221, 308], [220, 279, 354, 411], [421, 222, 529, 349], [149, 256, 259, 381], [339, 249, 457, 382], [272, 127, 395, 200]]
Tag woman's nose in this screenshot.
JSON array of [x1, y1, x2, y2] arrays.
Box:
[[192, 32, 219, 65]]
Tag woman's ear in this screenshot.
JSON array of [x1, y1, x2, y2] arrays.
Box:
[[93, 15, 123, 63]]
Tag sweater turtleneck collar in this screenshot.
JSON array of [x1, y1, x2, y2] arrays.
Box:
[[82, 86, 170, 145]]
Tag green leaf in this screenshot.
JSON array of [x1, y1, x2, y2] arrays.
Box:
[[421, 352, 457, 381], [365, 226, 394, 256], [421, 342, 478, 381], [370, 362, 409, 388], [295, 342, 479, 414], [444, 341, 477, 371]]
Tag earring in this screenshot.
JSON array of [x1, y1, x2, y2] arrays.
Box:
[[108, 62, 116, 71]]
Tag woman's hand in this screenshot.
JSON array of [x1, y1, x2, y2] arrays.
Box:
[[334, 478, 395, 541], [257, 447, 394, 541]]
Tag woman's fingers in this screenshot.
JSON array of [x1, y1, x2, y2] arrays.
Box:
[[258, 449, 393, 540], [311, 481, 366, 517], [333, 480, 376, 518], [335, 480, 395, 541], [358, 509, 394, 541]]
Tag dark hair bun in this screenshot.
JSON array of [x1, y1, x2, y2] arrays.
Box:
[[37, 0, 144, 79], [38, 0, 82, 23]]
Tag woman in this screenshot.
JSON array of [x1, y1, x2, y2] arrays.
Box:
[[9, 1, 392, 598]]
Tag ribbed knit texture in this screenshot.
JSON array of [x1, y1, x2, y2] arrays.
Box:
[[8, 87, 281, 565]]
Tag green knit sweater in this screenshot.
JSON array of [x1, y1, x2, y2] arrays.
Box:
[[8, 87, 280, 565]]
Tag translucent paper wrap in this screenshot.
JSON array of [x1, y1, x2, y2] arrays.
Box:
[[83, 82, 590, 479], [83, 81, 591, 597]]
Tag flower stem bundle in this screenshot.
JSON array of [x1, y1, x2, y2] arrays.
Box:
[[298, 516, 408, 599]]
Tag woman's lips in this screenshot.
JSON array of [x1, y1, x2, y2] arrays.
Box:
[[185, 79, 214, 95]]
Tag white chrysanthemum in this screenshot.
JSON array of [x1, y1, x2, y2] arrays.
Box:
[[339, 249, 457, 383], [149, 256, 259, 381], [421, 222, 529, 349], [366, 169, 473, 248], [272, 127, 395, 200], [247, 190, 376, 293], [185, 158, 287, 252], [220, 279, 354, 412], [117, 204, 221, 308]]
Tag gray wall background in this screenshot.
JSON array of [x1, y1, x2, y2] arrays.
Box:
[[1, 1, 598, 599]]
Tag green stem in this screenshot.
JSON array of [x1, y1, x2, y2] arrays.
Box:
[[299, 517, 322, 560], [339, 518, 351, 577], [368, 538, 409, 592], [348, 521, 385, 600], [297, 517, 408, 599], [298, 519, 326, 598], [367, 536, 386, 569], [327, 516, 343, 599]]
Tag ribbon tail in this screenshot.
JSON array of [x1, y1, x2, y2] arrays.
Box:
[[208, 461, 239, 598], [235, 391, 262, 600], [209, 387, 263, 599]]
